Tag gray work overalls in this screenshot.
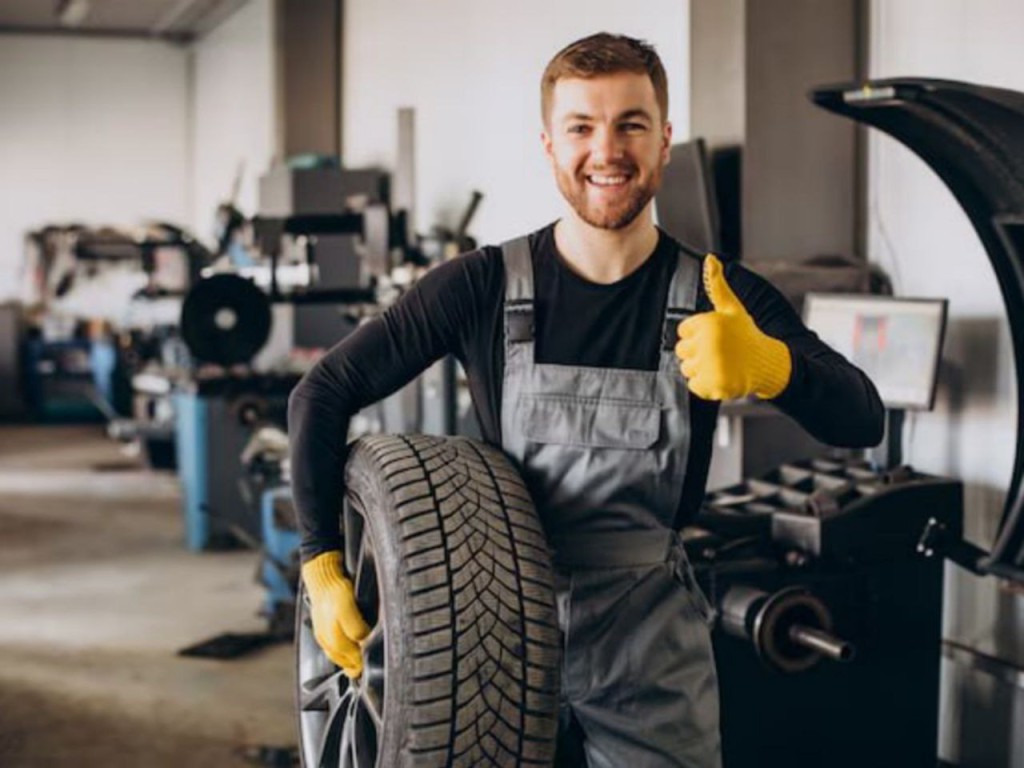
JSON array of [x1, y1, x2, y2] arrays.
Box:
[[499, 236, 722, 768]]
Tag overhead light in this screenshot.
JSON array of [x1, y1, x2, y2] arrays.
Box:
[[57, 0, 91, 28]]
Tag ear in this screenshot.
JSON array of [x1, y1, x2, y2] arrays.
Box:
[[541, 129, 554, 163], [661, 121, 673, 166]]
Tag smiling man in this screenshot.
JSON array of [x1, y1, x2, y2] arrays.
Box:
[[290, 33, 884, 767], [545, 67, 667, 233]]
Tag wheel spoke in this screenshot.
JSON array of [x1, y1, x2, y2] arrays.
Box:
[[345, 502, 379, 627], [360, 683, 384, 730], [354, 533, 369, 594], [343, 500, 364, 577], [299, 586, 316, 630], [352, 691, 381, 766], [301, 667, 349, 712], [363, 625, 385, 698], [339, 698, 356, 767], [354, 528, 378, 609], [363, 621, 384, 656], [314, 690, 351, 768], [349, 716, 360, 767]]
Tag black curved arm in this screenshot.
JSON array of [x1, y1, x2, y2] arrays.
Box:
[[811, 77, 1024, 581]]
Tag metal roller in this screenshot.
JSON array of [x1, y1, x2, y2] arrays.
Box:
[[718, 584, 855, 673], [180, 273, 272, 366]]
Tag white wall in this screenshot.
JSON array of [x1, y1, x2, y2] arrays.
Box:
[[868, 2, 1024, 765], [0, 35, 189, 300], [190, 0, 276, 245], [869, 1, 1024, 487], [342, 0, 689, 243]]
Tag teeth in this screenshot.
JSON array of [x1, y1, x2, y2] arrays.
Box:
[[588, 174, 628, 186]]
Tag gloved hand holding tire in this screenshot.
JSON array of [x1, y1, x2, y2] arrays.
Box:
[[300, 550, 370, 678]]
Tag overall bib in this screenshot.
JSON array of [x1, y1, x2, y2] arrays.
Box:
[[499, 237, 722, 768]]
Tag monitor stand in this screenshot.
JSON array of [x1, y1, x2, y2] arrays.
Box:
[[870, 407, 905, 471]]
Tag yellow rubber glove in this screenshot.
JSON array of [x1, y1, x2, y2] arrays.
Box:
[[301, 551, 371, 678], [675, 254, 792, 401]]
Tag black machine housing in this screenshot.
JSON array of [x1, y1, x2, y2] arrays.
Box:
[[685, 76, 1024, 767], [692, 460, 962, 766]]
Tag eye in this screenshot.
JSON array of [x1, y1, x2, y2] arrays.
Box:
[[620, 122, 648, 133], [567, 124, 590, 135]]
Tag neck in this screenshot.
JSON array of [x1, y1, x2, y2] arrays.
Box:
[[553, 206, 659, 284]]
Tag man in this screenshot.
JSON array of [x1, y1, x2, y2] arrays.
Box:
[[290, 32, 884, 768]]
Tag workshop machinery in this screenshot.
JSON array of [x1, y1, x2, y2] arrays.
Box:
[[811, 78, 1024, 583], [234, 424, 299, 636], [173, 162, 392, 550], [15, 223, 208, 425], [682, 78, 1024, 768], [685, 291, 953, 767], [175, 162, 480, 552], [175, 372, 294, 549], [695, 457, 961, 766]]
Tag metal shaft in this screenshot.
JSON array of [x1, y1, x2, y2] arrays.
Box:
[[789, 623, 855, 662]]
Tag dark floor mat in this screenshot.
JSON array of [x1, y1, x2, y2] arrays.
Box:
[[177, 632, 283, 659], [90, 460, 143, 472], [237, 744, 299, 767]]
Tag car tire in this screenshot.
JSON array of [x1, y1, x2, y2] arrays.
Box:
[[296, 434, 561, 767]]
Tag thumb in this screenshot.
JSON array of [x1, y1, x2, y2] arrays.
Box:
[[703, 254, 742, 314]]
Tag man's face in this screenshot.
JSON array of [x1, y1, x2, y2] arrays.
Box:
[[542, 72, 672, 231]]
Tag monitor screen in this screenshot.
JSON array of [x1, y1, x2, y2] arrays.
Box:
[[803, 294, 948, 411]]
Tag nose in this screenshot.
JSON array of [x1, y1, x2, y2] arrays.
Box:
[[589, 125, 625, 165]]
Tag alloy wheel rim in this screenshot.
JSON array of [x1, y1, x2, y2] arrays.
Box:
[[297, 500, 384, 767]]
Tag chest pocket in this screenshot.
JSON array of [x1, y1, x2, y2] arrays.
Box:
[[520, 394, 661, 450]]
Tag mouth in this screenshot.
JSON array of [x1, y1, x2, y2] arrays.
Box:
[[584, 171, 634, 189]]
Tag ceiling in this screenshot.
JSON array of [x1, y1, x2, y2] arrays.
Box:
[[0, 0, 251, 43]]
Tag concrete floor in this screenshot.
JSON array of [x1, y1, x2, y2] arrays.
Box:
[[0, 425, 295, 767]]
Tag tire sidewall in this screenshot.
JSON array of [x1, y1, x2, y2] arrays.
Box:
[[345, 442, 413, 768]]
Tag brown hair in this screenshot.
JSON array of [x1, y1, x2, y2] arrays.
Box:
[[541, 33, 669, 127]]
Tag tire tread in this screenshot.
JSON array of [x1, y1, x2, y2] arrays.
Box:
[[346, 435, 559, 767]]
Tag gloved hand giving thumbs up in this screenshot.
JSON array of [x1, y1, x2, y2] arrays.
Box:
[[301, 550, 371, 678], [675, 254, 792, 401]]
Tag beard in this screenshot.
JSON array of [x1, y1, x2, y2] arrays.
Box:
[[554, 161, 662, 230]]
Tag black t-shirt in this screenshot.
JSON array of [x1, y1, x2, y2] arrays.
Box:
[[289, 223, 884, 560]]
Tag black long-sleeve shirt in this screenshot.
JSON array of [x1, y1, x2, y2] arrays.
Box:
[[289, 223, 884, 560]]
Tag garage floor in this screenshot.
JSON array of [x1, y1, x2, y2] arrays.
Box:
[[0, 425, 295, 767]]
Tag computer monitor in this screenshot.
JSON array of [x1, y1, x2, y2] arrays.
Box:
[[803, 294, 948, 411], [655, 138, 722, 255]]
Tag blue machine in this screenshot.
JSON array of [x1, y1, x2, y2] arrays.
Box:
[[260, 485, 301, 636], [173, 374, 295, 551], [175, 379, 300, 634], [174, 391, 212, 551]]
